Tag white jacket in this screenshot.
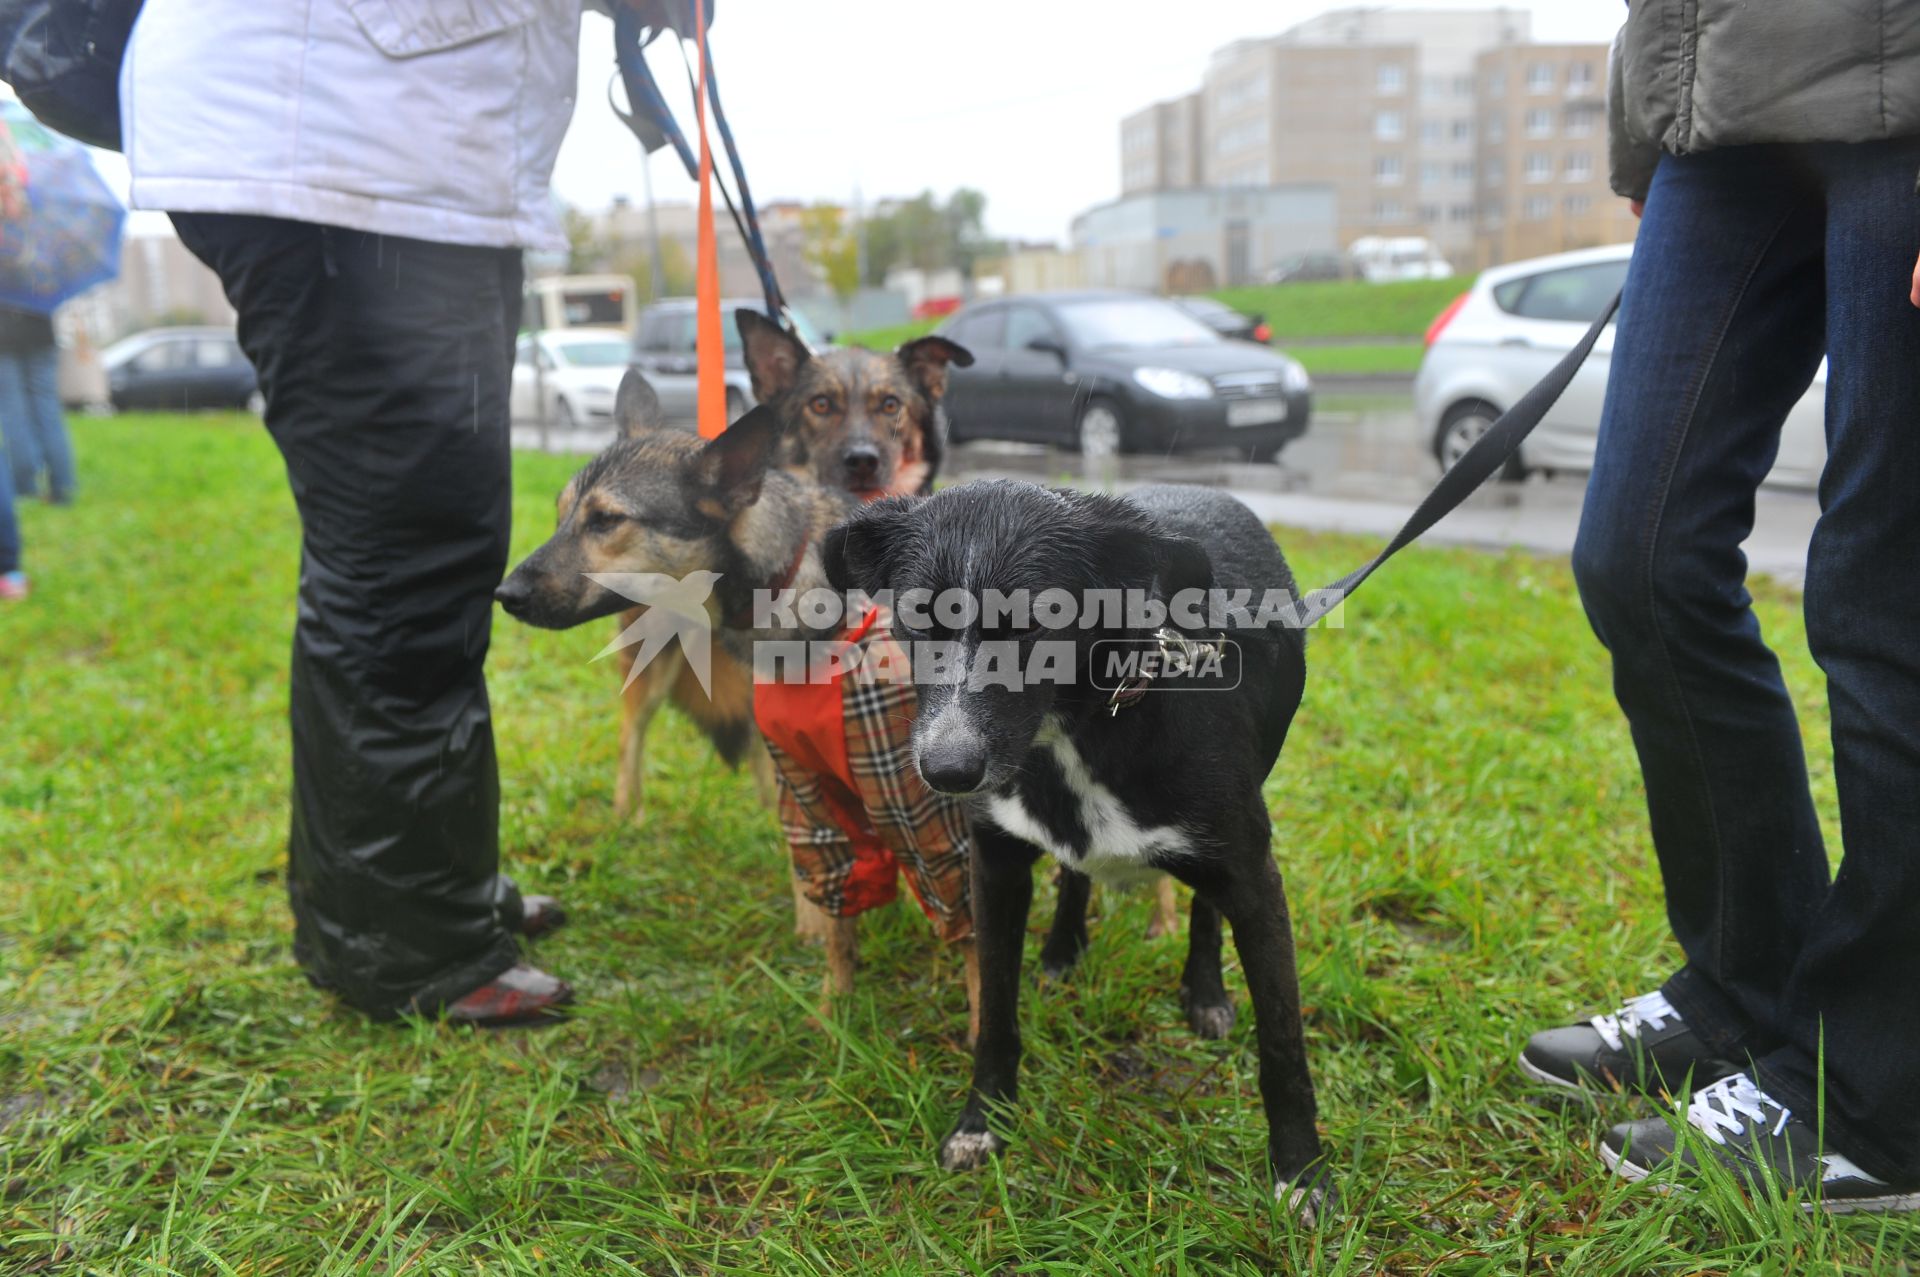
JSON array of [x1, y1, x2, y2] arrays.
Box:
[[122, 1, 583, 250]]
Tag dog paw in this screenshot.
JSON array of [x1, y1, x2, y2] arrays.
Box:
[[1038, 954, 1079, 983], [1186, 1001, 1236, 1040], [1274, 1169, 1337, 1226], [937, 1127, 1004, 1171]]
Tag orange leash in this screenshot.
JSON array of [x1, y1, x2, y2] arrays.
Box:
[[692, 0, 726, 439]]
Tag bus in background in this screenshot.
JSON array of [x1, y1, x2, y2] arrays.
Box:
[[523, 274, 637, 335]]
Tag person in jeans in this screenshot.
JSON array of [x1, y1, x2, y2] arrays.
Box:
[[121, 1, 587, 1025], [0, 305, 76, 504], [0, 424, 22, 599], [1520, 4, 1920, 1212]]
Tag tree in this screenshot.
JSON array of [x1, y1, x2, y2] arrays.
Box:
[[562, 206, 605, 276], [859, 188, 1002, 285], [614, 237, 696, 300], [798, 204, 860, 304]]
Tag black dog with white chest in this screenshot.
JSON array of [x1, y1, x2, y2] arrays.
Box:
[[823, 479, 1332, 1216]]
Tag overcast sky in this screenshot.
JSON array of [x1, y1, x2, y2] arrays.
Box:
[[554, 1, 1629, 244]]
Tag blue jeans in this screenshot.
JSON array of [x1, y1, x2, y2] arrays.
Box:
[[0, 428, 17, 575], [0, 346, 76, 500], [1574, 139, 1920, 1183]]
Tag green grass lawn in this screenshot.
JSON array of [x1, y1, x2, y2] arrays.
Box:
[[1210, 278, 1465, 343], [1290, 343, 1426, 379], [3, 416, 1908, 1274]]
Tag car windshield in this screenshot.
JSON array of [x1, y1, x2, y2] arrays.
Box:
[[1055, 298, 1221, 349], [1177, 297, 1233, 320], [553, 339, 630, 367]]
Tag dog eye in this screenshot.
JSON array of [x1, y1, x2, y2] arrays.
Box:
[[808, 394, 834, 415], [585, 510, 627, 534], [877, 394, 902, 416]]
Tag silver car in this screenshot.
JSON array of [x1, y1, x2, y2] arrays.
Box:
[[1413, 243, 1826, 488]]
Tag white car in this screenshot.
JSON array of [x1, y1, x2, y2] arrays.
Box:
[[1414, 243, 1826, 488], [510, 328, 633, 430]]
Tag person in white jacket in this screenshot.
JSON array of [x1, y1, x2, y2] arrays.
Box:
[[121, 0, 592, 1024]]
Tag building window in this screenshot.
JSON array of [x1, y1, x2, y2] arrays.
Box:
[[1418, 203, 1442, 225], [1485, 116, 1506, 143], [1372, 199, 1406, 222], [1374, 154, 1404, 185], [1568, 62, 1596, 94], [1451, 160, 1476, 182], [1217, 73, 1269, 113], [1422, 75, 1447, 102], [1376, 110, 1404, 141], [1454, 74, 1476, 98], [1525, 152, 1552, 183], [1449, 203, 1476, 223], [1215, 119, 1268, 155], [1564, 151, 1593, 182], [1524, 196, 1552, 221], [1420, 161, 1447, 185], [1421, 119, 1445, 145], [1451, 118, 1475, 143], [1482, 201, 1506, 228], [1565, 105, 1599, 138], [1528, 63, 1556, 93], [1485, 69, 1506, 97], [1221, 161, 1268, 188], [1377, 63, 1406, 94], [1484, 157, 1506, 187], [1525, 108, 1553, 139], [1565, 194, 1594, 217]]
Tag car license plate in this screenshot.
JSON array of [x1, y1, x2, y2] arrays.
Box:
[[1227, 398, 1286, 427]]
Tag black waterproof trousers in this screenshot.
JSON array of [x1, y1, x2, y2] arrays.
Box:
[[175, 213, 525, 1016]]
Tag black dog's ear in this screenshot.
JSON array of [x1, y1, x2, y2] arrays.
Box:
[[1152, 533, 1215, 604], [897, 335, 973, 403], [822, 496, 915, 595], [737, 309, 809, 403], [693, 404, 783, 516], [613, 369, 665, 439]]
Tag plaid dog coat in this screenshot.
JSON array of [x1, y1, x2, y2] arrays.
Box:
[[752, 608, 974, 943]]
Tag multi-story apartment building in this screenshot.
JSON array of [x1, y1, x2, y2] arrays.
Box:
[[1118, 8, 1635, 270], [1121, 93, 1203, 194], [1471, 43, 1639, 265]]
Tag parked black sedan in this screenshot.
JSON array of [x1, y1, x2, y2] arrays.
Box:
[[103, 327, 259, 413], [938, 291, 1310, 461]]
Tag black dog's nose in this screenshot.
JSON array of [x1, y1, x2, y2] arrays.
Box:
[[920, 750, 986, 793], [843, 446, 880, 482]]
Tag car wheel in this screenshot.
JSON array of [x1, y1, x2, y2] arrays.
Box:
[[1435, 400, 1524, 481], [553, 397, 577, 431], [1077, 397, 1125, 459]]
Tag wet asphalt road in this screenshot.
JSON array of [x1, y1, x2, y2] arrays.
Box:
[[510, 390, 1822, 585]]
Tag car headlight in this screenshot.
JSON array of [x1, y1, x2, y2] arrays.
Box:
[[1131, 367, 1214, 399], [1282, 360, 1312, 394]]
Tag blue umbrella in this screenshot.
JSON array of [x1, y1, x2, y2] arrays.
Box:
[[0, 99, 124, 314]]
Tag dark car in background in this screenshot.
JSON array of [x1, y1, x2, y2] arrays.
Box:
[[1171, 295, 1271, 345], [102, 327, 258, 413], [631, 297, 828, 425], [938, 291, 1310, 461]]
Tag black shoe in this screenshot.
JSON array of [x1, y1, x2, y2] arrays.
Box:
[[1602, 1073, 1920, 1214], [1520, 990, 1739, 1095]]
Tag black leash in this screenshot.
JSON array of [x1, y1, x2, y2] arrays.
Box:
[[1290, 290, 1622, 628]]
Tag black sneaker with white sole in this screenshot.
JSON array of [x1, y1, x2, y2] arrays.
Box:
[[1602, 1073, 1920, 1215], [1520, 990, 1740, 1096]]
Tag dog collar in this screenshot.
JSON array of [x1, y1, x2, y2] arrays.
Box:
[[725, 538, 809, 630], [1107, 626, 1224, 717]]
